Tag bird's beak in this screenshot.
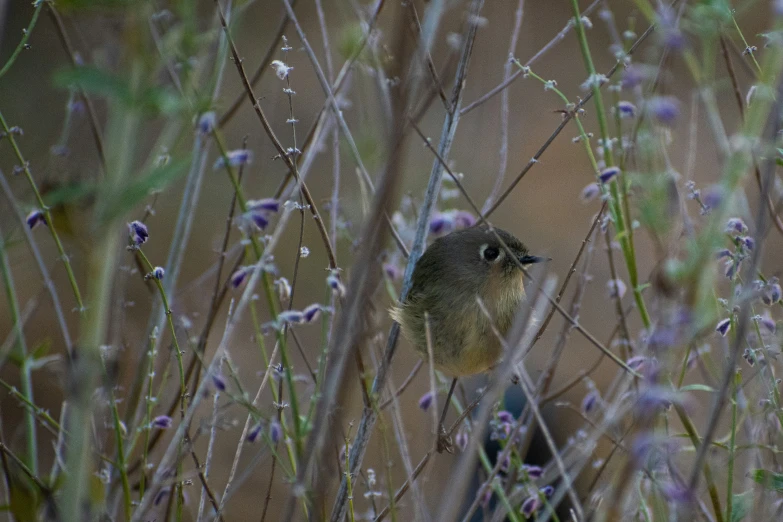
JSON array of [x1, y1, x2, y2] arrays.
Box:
[[519, 254, 549, 265]]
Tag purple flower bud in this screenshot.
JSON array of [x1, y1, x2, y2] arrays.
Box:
[[715, 249, 732, 259], [760, 315, 776, 333], [247, 198, 280, 213], [247, 423, 263, 443], [230, 267, 249, 288], [152, 415, 173, 429], [740, 236, 755, 251], [429, 213, 454, 235], [621, 65, 645, 89], [521, 496, 540, 518], [213, 149, 253, 170], [648, 96, 680, 126], [269, 420, 282, 443], [152, 266, 165, 280], [383, 263, 402, 280], [701, 185, 724, 210], [25, 209, 46, 229], [418, 391, 434, 411], [302, 304, 322, 323], [617, 100, 636, 117], [327, 274, 345, 297], [724, 259, 739, 280], [599, 166, 620, 184], [278, 310, 304, 324], [581, 182, 601, 202], [248, 211, 269, 230], [626, 355, 647, 371], [128, 220, 149, 245], [607, 279, 627, 299], [211, 373, 227, 391], [497, 410, 513, 424], [582, 389, 600, 413], [197, 112, 216, 134], [716, 317, 731, 337], [455, 429, 468, 451], [154, 487, 170, 506], [454, 211, 476, 229], [521, 464, 543, 479], [726, 217, 748, 235], [767, 281, 782, 304], [661, 482, 693, 503]]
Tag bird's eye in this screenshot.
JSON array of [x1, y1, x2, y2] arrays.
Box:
[[482, 246, 500, 261]]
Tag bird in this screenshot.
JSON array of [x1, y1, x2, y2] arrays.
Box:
[[390, 226, 546, 377]]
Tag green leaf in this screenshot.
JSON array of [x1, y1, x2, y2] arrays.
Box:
[[54, 66, 133, 105], [730, 490, 754, 522], [750, 469, 783, 492], [99, 158, 189, 225], [679, 384, 715, 393], [54, 66, 183, 114]]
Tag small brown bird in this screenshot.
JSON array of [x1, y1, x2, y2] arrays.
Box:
[[391, 226, 546, 376]]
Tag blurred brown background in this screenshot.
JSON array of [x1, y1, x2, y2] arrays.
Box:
[[0, 0, 775, 519]]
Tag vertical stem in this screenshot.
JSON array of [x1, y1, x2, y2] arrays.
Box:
[[0, 227, 37, 474]]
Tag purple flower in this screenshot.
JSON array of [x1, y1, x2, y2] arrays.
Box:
[[521, 464, 543, 479], [247, 423, 263, 443], [455, 429, 468, 451], [760, 314, 776, 334], [497, 410, 514, 424], [521, 496, 540, 518], [429, 213, 454, 236], [269, 420, 282, 443], [540, 485, 554, 498], [716, 317, 731, 337], [278, 310, 304, 324], [599, 166, 620, 184], [715, 249, 732, 259], [152, 415, 173, 429], [154, 487, 170, 506], [302, 304, 322, 323], [607, 279, 627, 299], [213, 149, 253, 170], [648, 96, 680, 126], [128, 220, 149, 246], [657, 6, 685, 50], [764, 279, 782, 304], [383, 263, 402, 280], [582, 389, 600, 413], [701, 185, 724, 210], [660, 482, 694, 503], [211, 373, 227, 391], [327, 273, 345, 297], [247, 198, 280, 213], [581, 182, 601, 202], [454, 211, 476, 229], [740, 236, 755, 251], [626, 355, 647, 371], [418, 391, 434, 411], [621, 64, 646, 89], [617, 100, 636, 118], [197, 112, 216, 135], [26, 209, 46, 229], [230, 267, 249, 288], [726, 217, 748, 235], [151, 266, 165, 280]]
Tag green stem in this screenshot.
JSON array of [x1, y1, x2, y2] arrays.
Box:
[[0, 0, 44, 79], [0, 233, 37, 473], [0, 108, 85, 312], [725, 370, 739, 522], [135, 249, 186, 520]]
